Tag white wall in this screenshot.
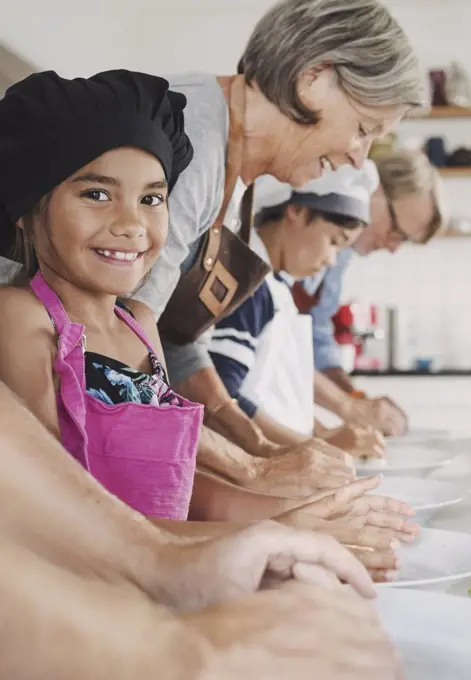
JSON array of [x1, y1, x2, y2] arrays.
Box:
[[0, 74, 11, 96], [3, 0, 471, 369], [342, 1, 471, 371], [3, 0, 470, 75], [1, 0, 277, 76]]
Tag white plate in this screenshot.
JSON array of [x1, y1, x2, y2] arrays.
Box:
[[387, 428, 450, 448], [356, 447, 453, 478], [375, 477, 469, 525], [378, 528, 471, 593], [377, 589, 471, 680]]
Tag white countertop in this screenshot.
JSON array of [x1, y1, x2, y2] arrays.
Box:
[[355, 376, 471, 535], [356, 375, 471, 436]]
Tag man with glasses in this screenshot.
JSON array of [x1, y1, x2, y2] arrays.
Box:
[[293, 150, 445, 437]]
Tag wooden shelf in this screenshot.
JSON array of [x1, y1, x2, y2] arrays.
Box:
[[439, 167, 471, 178], [415, 106, 471, 119], [442, 228, 471, 238]]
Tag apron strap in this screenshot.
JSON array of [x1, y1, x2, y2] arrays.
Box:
[[30, 271, 89, 467], [30, 271, 76, 335], [239, 183, 255, 245], [114, 305, 158, 358], [202, 75, 253, 270]]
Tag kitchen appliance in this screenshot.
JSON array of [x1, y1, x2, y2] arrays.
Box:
[[332, 301, 388, 372]]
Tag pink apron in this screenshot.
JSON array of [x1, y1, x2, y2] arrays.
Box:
[[30, 272, 203, 520]]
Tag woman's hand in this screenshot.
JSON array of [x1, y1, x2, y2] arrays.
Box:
[[341, 493, 419, 543], [276, 477, 419, 539], [370, 396, 409, 437], [275, 477, 420, 582], [248, 438, 355, 499], [343, 396, 408, 437], [188, 583, 404, 680], [276, 477, 383, 521], [161, 519, 376, 611], [325, 424, 386, 459]]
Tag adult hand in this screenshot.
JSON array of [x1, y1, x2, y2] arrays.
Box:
[[161, 519, 375, 611], [325, 424, 386, 459], [277, 477, 418, 539], [343, 396, 408, 437], [276, 476, 382, 522], [248, 438, 355, 499], [276, 478, 419, 581], [371, 396, 409, 437], [188, 582, 403, 680]]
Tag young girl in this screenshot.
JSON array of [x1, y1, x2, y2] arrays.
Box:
[[0, 69, 203, 520]]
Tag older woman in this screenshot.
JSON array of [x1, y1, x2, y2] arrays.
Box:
[[138, 0, 426, 496]]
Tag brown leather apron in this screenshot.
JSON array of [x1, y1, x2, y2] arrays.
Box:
[[158, 76, 270, 346]]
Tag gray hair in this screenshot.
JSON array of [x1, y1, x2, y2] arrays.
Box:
[[376, 150, 446, 241], [239, 0, 426, 124]]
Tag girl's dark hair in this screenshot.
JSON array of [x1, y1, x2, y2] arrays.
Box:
[[9, 196, 50, 286], [254, 201, 364, 230]]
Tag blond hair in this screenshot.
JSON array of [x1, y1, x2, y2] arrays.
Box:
[[239, 0, 426, 125], [375, 151, 445, 242]]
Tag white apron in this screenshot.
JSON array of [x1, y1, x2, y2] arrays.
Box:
[[239, 273, 315, 437]]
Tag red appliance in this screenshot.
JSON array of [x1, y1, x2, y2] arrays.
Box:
[[332, 302, 384, 372]]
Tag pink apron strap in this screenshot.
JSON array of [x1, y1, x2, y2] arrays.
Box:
[[30, 271, 90, 469], [114, 305, 157, 356]]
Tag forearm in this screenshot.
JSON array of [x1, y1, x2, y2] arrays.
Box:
[[254, 409, 308, 447], [150, 518, 246, 540], [197, 424, 258, 485], [188, 470, 304, 523], [0, 382, 185, 603], [314, 369, 353, 419], [0, 539, 208, 680], [321, 366, 357, 394], [175, 367, 270, 456]]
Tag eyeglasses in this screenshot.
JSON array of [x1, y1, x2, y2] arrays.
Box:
[[387, 201, 410, 243]]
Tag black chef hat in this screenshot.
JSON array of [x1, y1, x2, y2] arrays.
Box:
[[0, 69, 193, 258]]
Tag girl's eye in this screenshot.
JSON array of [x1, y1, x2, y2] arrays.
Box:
[[359, 124, 369, 138], [141, 194, 164, 207], [81, 189, 109, 202]]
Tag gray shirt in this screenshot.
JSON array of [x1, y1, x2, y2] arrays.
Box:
[[136, 72, 246, 385]]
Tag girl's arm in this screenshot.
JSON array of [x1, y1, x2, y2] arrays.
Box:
[[0, 288, 61, 438]]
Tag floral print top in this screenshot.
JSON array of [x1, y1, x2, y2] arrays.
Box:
[[84, 300, 180, 407], [85, 350, 182, 407]]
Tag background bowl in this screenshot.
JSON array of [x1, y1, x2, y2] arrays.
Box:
[[375, 476, 469, 525], [356, 447, 453, 478], [377, 589, 471, 680], [377, 527, 471, 594]]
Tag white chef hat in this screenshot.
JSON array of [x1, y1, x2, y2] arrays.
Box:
[[254, 160, 380, 224]]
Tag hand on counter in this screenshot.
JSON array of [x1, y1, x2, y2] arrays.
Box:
[[249, 437, 355, 498], [373, 396, 409, 437], [164, 519, 375, 611], [275, 477, 420, 582], [188, 582, 403, 680], [342, 395, 408, 437], [324, 423, 386, 459]]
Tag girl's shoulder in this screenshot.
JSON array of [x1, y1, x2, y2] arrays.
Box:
[[0, 285, 56, 342]]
